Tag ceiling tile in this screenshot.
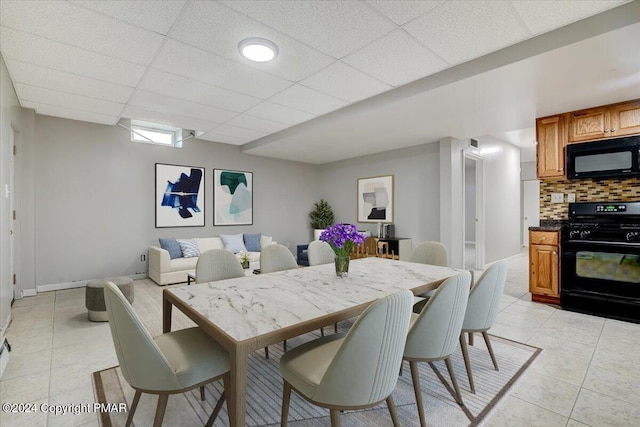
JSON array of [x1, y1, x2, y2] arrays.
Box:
[[225, 114, 289, 134], [403, 0, 531, 65], [343, 29, 449, 87], [152, 39, 293, 99], [170, 1, 334, 81], [197, 131, 252, 145], [0, 27, 146, 87], [243, 101, 316, 126], [300, 61, 391, 102], [8, 60, 133, 104], [138, 69, 261, 113], [366, 0, 444, 25], [269, 84, 348, 116], [21, 101, 118, 125], [129, 90, 238, 124], [17, 83, 124, 116], [207, 124, 268, 141], [69, 0, 186, 35], [121, 105, 218, 133], [221, 0, 397, 58], [512, 0, 630, 35], [0, 1, 164, 65]]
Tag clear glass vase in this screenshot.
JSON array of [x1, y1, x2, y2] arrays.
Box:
[[334, 256, 349, 278]]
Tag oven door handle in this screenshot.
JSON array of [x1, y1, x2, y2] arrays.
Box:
[[563, 239, 640, 250]]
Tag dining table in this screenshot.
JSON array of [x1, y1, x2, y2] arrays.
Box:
[[162, 256, 462, 427]]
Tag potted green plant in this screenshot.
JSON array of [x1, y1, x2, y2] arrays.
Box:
[[309, 199, 335, 240]]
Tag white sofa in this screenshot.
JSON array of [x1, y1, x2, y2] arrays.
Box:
[[148, 236, 274, 285]]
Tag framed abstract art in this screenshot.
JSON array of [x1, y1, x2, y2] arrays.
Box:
[[214, 169, 253, 225], [357, 175, 394, 223], [155, 163, 205, 228]]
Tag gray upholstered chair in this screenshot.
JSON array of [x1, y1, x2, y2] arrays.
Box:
[[409, 241, 449, 311], [404, 271, 471, 426], [195, 249, 245, 283], [103, 282, 229, 427], [459, 260, 508, 393], [260, 243, 298, 274], [279, 290, 413, 427], [409, 241, 448, 266], [307, 240, 335, 266], [259, 243, 298, 357]]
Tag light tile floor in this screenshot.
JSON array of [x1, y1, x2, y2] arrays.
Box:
[[1, 249, 640, 426]]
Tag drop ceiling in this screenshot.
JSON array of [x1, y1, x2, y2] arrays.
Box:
[[1, 0, 638, 164]]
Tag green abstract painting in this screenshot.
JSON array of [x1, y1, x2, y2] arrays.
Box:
[[214, 169, 253, 225]]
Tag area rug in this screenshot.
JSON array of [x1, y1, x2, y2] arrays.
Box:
[[92, 324, 541, 427]]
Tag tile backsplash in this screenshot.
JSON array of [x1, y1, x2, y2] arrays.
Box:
[[540, 177, 640, 219]]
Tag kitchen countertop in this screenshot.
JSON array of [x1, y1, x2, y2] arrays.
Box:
[[529, 219, 567, 232]]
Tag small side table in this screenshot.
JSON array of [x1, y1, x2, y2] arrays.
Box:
[[187, 272, 195, 285]]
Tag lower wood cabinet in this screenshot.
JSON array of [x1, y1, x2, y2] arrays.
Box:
[[529, 230, 560, 304]]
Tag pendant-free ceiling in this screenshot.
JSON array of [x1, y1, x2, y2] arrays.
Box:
[[238, 37, 279, 62]]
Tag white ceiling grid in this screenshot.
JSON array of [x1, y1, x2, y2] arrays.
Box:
[[0, 0, 633, 153]]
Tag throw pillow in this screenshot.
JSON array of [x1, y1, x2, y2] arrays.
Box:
[[244, 233, 262, 252], [159, 238, 182, 259], [176, 239, 200, 258], [220, 233, 247, 253]]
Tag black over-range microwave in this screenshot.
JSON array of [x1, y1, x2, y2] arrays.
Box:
[[566, 135, 640, 179]]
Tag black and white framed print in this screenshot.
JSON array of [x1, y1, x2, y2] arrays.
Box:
[[214, 169, 253, 226], [357, 175, 394, 223], [155, 163, 205, 228]]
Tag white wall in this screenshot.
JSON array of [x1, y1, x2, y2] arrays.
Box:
[[20, 115, 320, 289], [318, 143, 441, 244], [481, 137, 522, 263]]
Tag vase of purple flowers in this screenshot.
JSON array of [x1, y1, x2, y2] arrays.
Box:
[[320, 223, 366, 277]]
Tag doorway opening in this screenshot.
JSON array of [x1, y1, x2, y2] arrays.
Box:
[[463, 149, 485, 270], [522, 180, 540, 247]]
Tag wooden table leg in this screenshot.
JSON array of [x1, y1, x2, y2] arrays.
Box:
[[227, 344, 250, 427], [162, 291, 173, 333]]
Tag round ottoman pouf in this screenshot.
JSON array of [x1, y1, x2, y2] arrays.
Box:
[[85, 277, 134, 322]]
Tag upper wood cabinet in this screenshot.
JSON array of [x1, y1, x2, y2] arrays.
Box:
[[568, 100, 640, 143], [610, 100, 640, 137], [536, 114, 566, 179]]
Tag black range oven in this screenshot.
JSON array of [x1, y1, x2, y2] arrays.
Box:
[[561, 201, 640, 323]]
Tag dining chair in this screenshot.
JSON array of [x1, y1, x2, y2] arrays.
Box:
[[260, 243, 298, 357], [307, 240, 335, 266], [403, 271, 471, 426], [103, 282, 229, 427], [260, 243, 298, 273], [279, 290, 413, 427], [195, 249, 245, 283], [459, 259, 508, 393], [409, 241, 449, 312]]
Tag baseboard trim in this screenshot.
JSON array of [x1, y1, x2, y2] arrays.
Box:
[[36, 274, 148, 293], [21, 289, 37, 297]]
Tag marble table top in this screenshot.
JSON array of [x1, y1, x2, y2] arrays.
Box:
[[168, 257, 460, 343]]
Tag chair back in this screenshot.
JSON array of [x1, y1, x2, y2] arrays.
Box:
[[463, 260, 508, 331], [196, 249, 245, 283], [404, 272, 471, 360], [104, 282, 181, 391], [260, 244, 298, 273], [313, 290, 413, 406], [409, 241, 448, 266], [307, 240, 335, 266]]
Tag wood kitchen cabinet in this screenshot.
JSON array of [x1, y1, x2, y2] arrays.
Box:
[[568, 99, 640, 142], [536, 115, 567, 179], [529, 230, 560, 304]]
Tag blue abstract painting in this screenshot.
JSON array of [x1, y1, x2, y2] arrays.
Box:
[[156, 164, 205, 227], [214, 169, 253, 225]]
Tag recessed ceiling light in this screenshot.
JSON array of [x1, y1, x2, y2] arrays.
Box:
[[238, 37, 279, 62]]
